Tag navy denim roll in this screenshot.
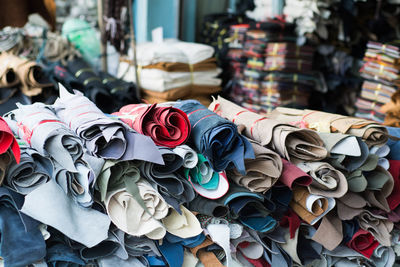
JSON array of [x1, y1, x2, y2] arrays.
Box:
[[174, 100, 254, 174]]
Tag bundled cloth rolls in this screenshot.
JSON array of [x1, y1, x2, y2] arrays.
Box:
[[209, 96, 328, 163], [53, 85, 163, 164], [4, 102, 82, 172], [269, 107, 389, 146]]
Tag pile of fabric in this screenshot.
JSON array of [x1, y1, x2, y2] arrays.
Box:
[[226, 20, 324, 114], [355, 41, 400, 122], [118, 40, 222, 106], [0, 18, 140, 115], [2, 87, 400, 266]]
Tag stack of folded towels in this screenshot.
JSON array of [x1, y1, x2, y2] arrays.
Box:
[[226, 20, 322, 114], [118, 40, 222, 106], [2, 87, 400, 267], [355, 41, 400, 122]]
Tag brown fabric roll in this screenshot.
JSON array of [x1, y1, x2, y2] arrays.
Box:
[[269, 107, 389, 147], [0, 53, 52, 96], [227, 139, 282, 193], [290, 186, 327, 225], [209, 96, 327, 163], [0, 53, 19, 88]]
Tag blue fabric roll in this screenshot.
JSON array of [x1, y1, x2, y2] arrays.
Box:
[[387, 127, 400, 160], [174, 100, 254, 174]]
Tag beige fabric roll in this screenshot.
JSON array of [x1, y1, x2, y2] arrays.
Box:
[[0, 53, 19, 88], [208, 96, 327, 163], [358, 210, 393, 247], [106, 179, 169, 240], [296, 161, 348, 198], [0, 52, 52, 96], [227, 139, 282, 193], [268, 107, 388, 146]]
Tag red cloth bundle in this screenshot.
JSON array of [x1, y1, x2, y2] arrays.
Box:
[[0, 117, 20, 163], [346, 229, 379, 258], [113, 104, 190, 148]]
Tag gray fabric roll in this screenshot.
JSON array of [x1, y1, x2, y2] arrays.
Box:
[[53, 85, 163, 164], [4, 102, 83, 172], [172, 144, 198, 169], [5, 141, 52, 194], [140, 146, 195, 211], [21, 179, 111, 248], [53, 160, 94, 207]]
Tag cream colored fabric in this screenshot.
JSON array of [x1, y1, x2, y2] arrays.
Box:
[[162, 205, 203, 238], [105, 179, 168, 239]]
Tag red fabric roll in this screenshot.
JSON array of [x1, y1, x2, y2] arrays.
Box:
[[278, 158, 312, 189], [387, 160, 400, 210], [346, 229, 379, 258], [113, 104, 190, 148], [0, 117, 20, 163]]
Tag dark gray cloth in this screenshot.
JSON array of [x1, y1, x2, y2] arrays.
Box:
[[53, 85, 163, 164]]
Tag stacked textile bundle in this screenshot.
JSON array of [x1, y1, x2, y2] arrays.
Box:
[[227, 20, 322, 114], [118, 40, 222, 106], [355, 41, 400, 122], [1, 91, 400, 266]]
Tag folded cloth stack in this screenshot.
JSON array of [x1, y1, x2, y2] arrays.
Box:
[[225, 20, 321, 114], [118, 40, 222, 106], [355, 41, 400, 122], [3, 93, 400, 267]]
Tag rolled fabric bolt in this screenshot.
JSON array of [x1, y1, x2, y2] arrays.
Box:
[[52, 84, 163, 164], [105, 179, 169, 240], [112, 103, 190, 148], [140, 146, 195, 211], [279, 158, 312, 189], [53, 160, 94, 207], [5, 141, 52, 194], [175, 99, 255, 174], [290, 186, 336, 225], [4, 102, 82, 172], [0, 52, 52, 96], [296, 161, 348, 198], [209, 96, 327, 163], [346, 229, 379, 259], [268, 106, 389, 146], [227, 139, 282, 193]]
